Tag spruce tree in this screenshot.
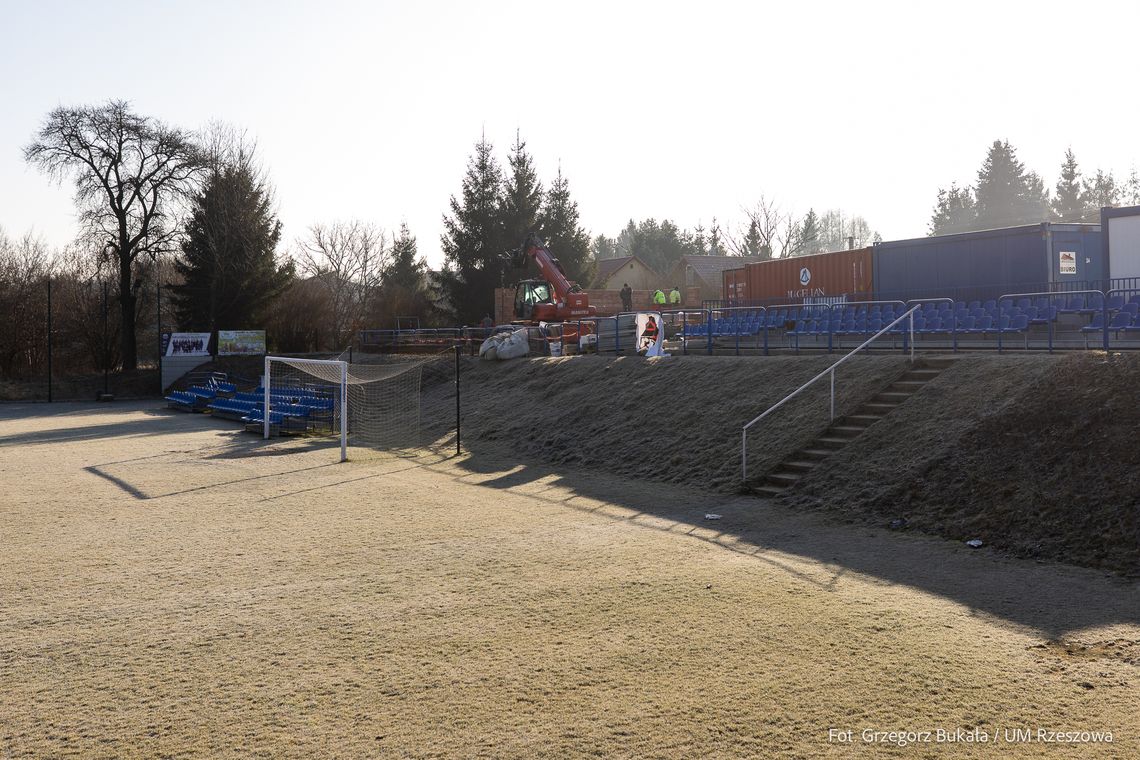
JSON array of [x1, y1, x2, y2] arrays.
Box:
[[373, 222, 432, 327], [538, 165, 592, 283], [501, 131, 544, 250], [741, 220, 764, 257], [1125, 166, 1140, 206], [929, 183, 977, 235], [798, 209, 820, 255], [974, 140, 1047, 229], [1051, 149, 1084, 222], [439, 134, 505, 324], [172, 151, 291, 334], [1082, 169, 1119, 221]]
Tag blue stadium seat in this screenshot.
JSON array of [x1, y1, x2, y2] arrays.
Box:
[[1079, 293, 1104, 315], [1106, 294, 1125, 312], [1002, 314, 1029, 333], [969, 315, 994, 333], [1108, 311, 1132, 334], [1080, 312, 1106, 333], [1031, 306, 1057, 325]]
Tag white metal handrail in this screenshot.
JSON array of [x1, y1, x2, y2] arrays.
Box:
[[741, 306, 918, 482]]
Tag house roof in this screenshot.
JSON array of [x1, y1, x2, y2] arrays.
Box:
[[591, 255, 660, 288], [671, 255, 764, 286]]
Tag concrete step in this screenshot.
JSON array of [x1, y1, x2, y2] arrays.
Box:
[[753, 484, 787, 497], [859, 402, 900, 414], [816, 436, 851, 448], [799, 448, 833, 460], [888, 380, 927, 391], [780, 460, 818, 473], [875, 391, 913, 402], [767, 472, 802, 486], [829, 425, 866, 437], [843, 414, 883, 426], [901, 369, 940, 381]]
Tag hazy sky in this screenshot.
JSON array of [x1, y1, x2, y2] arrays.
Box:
[[2, 0, 1138, 267]]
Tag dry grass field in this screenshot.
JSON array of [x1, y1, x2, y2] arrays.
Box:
[[1, 401, 1138, 758]]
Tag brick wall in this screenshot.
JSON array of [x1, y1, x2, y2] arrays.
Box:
[[494, 288, 694, 324]]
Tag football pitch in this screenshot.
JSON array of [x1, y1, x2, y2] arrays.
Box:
[[1, 402, 1137, 758]]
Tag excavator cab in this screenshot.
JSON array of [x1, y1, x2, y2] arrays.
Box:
[[513, 279, 555, 321]]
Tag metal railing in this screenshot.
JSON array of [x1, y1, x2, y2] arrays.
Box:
[[740, 306, 918, 483]]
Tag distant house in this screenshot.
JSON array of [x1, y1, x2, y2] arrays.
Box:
[[667, 255, 766, 304], [591, 255, 663, 291]]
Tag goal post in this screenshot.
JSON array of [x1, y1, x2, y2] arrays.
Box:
[[264, 356, 348, 461], [262, 353, 449, 462]]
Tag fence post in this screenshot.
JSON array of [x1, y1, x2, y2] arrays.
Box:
[[454, 345, 461, 455], [46, 277, 53, 403], [1102, 292, 1110, 351], [829, 368, 835, 421], [614, 315, 620, 355], [909, 310, 914, 362], [706, 309, 712, 355], [102, 280, 109, 397]]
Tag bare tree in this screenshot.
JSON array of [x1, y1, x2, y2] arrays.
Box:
[[24, 100, 205, 371], [296, 221, 389, 349], [729, 195, 806, 259], [0, 228, 53, 379]]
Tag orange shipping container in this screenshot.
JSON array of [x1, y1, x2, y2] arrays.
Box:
[[743, 247, 873, 303], [722, 267, 749, 302]]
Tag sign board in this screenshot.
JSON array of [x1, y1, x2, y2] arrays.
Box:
[[218, 330, 267, 356], [163, 332, 211, 357], [1058, 251, 1077, 275], [636, 312, 665, 356]]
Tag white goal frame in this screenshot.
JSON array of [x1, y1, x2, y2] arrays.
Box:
[[264, 356, 348, 462]]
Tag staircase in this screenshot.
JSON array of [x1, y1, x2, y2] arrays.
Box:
[[753, 357, 955, 497]]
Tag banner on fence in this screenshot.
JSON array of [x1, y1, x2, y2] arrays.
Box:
[[636, 312, 665, 356], [218, 330, 266, 356], [163, 332, 211, 357]]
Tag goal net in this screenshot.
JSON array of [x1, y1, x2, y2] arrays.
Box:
[[263, 355, 437, 461]]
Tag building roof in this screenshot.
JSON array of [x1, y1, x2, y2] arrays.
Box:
[[671, 255, 765, 286], [592, 255, 660, 288]]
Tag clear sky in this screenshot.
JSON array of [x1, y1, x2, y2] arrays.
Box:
[[2, 0, 1138, 266]]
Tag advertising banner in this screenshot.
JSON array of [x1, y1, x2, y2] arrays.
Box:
[[636, 312, 665, 356], [218, 330, 267, 356], [163, 332, 211, 357]]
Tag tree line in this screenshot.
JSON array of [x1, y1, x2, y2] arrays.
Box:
[[929, 140, 1140, 236], [6, 99, 1140, 383]]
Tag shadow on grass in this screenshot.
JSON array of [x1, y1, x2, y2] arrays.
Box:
[[425, 449, 1139, 641]]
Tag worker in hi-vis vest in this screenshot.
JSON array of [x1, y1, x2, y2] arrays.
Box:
[[669, 286, 681, 304], [653, 289, 666, 305]]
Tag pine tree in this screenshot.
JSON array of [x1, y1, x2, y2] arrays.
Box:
[[929, 183, 977, 236], [373, 223, 432, 327], [708, 218, 723, 255], [1124, 166, 1140, 206], [974, 140, 1047, 229], [172, 151, 291, 334], [741, 220, 763, 257], [538, 164, 592, 283], [439, 134, 505, 325], [1050, 149, 1084, 221], [501, 131, 544, 250], [798, 209, 820, 256], [691, 224, 708, 255], [1082, 169, 1120, 221]]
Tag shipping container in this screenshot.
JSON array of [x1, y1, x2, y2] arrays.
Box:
[[873, 223, 1103, 302], [739, 247, 873, 303], [722, 267, 749, 302]]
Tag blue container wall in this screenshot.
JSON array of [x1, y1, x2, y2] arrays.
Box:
[[1047, 228, 1103, 283], [873, 226, 1049, 302]]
